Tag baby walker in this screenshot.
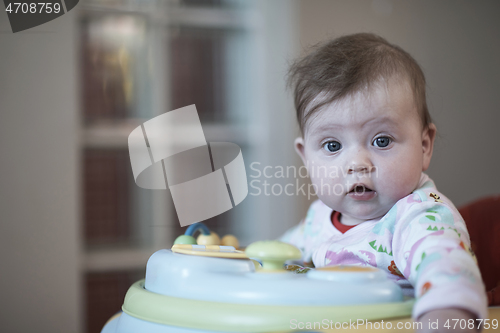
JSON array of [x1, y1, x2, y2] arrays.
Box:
[[100, 222, 414, 333]]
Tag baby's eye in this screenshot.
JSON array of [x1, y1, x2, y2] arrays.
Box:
[[373, 136, 392, 148], [323, 141, 342, 152]]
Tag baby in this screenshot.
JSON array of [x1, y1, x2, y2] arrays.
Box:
[[281, 33, 487, 331]]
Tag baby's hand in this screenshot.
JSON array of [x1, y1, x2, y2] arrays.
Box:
[[417, 308, 480, 333]]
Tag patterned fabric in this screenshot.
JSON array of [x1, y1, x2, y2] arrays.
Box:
[[280, 173, 488, 320]]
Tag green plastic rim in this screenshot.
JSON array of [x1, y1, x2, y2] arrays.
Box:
[[122, 280, 414, 332]]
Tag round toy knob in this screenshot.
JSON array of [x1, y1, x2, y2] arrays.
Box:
[[245, 241, 301, 271], [173, 235, 197, 245], [221, 234, 239, 249], [197, 231, 221, 246]]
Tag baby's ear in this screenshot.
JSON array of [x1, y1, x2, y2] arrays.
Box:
[[422, 123, 437, 171], [294, 137, 307, 164]]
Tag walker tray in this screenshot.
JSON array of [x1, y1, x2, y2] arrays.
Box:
[[100, 225, 413, 333]]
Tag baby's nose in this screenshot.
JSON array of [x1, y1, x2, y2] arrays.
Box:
[[348, 164, 371, 173], [347, 150, 375, 174]]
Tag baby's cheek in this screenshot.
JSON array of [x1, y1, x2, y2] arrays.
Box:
[[378, 167, 419, 201], [311, 175, 343, 197]]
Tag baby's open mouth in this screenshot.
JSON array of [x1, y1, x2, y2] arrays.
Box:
[[349, 185, 373, 194]]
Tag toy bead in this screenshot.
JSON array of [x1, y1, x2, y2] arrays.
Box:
[[173, 235, 197, 245], [245, 241, 301, 271], [197, 231, 221, 246], [221, 234, 239, 249]]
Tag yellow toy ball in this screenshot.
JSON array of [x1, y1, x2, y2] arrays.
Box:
[[221, 234, 239, 249], [197, 231, 220, 246]]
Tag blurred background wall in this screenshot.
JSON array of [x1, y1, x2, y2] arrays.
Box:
[[0, 5, 81, 333], [0, 1, 499, 332]]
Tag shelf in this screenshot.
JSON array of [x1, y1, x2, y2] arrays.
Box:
[[80, 2, 259, 30], [83, 247, 154, 272], [167, 7, 260, 30], [80, 119, 253, 148]]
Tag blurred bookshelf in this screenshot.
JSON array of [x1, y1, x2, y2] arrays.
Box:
[[78, 0, 263, 332]]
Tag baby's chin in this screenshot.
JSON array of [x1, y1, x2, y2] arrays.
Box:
[[342, 210, 387, 222], [324, 201, 393, 222]]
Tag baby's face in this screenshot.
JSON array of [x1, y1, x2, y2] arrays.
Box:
[[295, 80, 436, 225]]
